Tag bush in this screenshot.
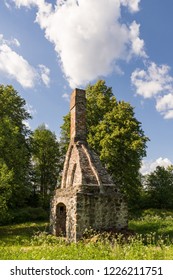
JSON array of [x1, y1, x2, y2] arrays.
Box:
[[10, 207, 49, 223], [0, 197, 13, 225]]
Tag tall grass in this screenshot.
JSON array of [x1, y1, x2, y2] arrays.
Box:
[[129, 209, 173, 239], [0, 209, 173, 260]]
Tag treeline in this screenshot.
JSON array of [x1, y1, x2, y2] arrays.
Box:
[[0, 85, 61, 224], [0, 81, 173, 225], [141, 165, 173, 210]]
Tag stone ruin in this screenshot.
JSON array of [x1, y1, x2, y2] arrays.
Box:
[[50, 88, 128, 242]]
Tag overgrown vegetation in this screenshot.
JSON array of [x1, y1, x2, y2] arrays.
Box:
[[1, 82, 173, 226], [0, 210, 173, 260], [1, 82, 173, 261]]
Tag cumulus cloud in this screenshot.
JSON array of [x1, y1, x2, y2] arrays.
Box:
[[156, 94, 173, 119], [11, 0, 145, 88], [140, 157, 173, 175], [162, 110, 173, 119], [131, 62, 173, 118], [0, 33, 50, 88], [131, 62, 173, 98], [121, 0, 140, 13], [0, 35, 37, 88], [129, 21, 146, 58], [11, 0, 42, 8]]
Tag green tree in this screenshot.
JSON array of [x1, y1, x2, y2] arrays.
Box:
[[0, 85, 32, 208], [60, 80, 148, 207], [0, 161, 14, 224], [31, 124, 60, 208], [144, 165, 173, 209], [60, 113, 70, 158]]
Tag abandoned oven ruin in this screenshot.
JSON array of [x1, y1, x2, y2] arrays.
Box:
[[50, 89, 128, 242]]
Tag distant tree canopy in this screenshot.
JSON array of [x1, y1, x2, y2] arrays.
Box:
[[143, 166, 173, 209], [31, 124, 60, 208], [0, 85, 61, 223], [60, 80, 149, 206]]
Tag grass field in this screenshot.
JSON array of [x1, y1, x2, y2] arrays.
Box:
[[0, 209, 173, 260]]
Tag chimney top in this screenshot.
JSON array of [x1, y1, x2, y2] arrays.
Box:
[[70, 88, 86, 142]]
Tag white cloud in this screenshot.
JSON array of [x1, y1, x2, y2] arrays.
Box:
[[23, 120, 31, 129], [25, 103, 37, 116], [156, 94, 173, 119], [12, 38, 20, 47], [62, 93, 70, 102], [11, 0, 52, 13], [38, 64, 50, 87], [120, 0, 140, 13], [11, 0, 144, 88], [129, 21, 146, 58], [0, 33, 50, 88], [0, 33, 20, 47], [140, 157, 173, 175], [131, 62, 173, 98], [163, 110, 173, 119], [11, 0, 41, 8], [0, 41, 37, 88], [23, 102, 37, 129], [131, 61, 173, 118]]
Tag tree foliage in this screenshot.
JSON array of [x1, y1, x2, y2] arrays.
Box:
[[60, 80, 148, 206], [144, 166, 173, 209], [0, 85, 32, 208], [31, 124, 60, 208], [0, 161, 14, 224], [60, 113, 70, 156]]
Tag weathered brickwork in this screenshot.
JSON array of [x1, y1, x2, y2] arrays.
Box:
[[70, 89, 86, 142], [50, 88, 128, 242]]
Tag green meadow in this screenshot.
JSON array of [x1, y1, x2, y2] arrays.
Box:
[[0, 209, 173, 260]]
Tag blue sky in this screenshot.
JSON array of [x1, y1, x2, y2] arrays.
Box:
[[0, 0, 173, 174]]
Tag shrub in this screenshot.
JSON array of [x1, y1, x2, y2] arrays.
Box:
[[10, 207, 49, 223]]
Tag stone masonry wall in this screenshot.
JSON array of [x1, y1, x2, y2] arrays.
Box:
[[50, 185, 128, 242], [76, 186, 128, 240]]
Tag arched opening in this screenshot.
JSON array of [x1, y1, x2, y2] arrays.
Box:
[[56, 203, 66, 237]]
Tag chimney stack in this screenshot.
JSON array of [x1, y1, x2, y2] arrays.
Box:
[[70, 88, 86, 142]]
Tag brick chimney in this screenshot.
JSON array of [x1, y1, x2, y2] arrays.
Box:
[[70, 89, 86, 142]]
